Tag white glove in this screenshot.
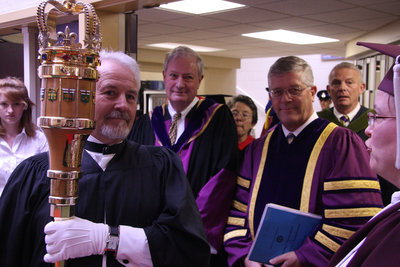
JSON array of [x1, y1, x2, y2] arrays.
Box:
[[43, 216, 109, 263]]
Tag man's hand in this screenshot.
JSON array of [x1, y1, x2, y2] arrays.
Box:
[[269, 251, 300, 267], [244, 257, 265, 267], [44, 217, 109, 263]]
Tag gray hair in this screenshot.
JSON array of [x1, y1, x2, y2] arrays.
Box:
[[328, 62, 363, 83], [99, 50, 141, 89], [268, 56, 314, 87], [164, 46, 204, 78]]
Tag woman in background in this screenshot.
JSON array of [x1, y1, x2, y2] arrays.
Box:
[[0, 77, 48, 196], [228, 95, 258, 151]]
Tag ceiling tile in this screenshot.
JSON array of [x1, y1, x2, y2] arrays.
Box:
[[256, 0, 354, 16], [307, 7, 388, 23], [205, 6, 288, 23]]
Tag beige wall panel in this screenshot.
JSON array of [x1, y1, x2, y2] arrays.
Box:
[[199, 68, 236, 96], [97, 11, 124, 51]]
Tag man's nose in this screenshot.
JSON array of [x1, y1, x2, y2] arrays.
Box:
[[114, 94, 129, 110], [176, 76, 185, 87], [338, 81, 347, 90], [281, 90, 293, 102]]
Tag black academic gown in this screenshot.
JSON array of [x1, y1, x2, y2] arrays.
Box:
[[130, 99, 238, 266], [0, 141, 210, 267]]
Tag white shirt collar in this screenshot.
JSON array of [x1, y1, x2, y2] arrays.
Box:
[[167, 97, 200, 144], [168, 97, 199, 120], [333, 103, 361, 122], [87, 135, 103, 144], [282, 112, 319, 138], [86, 135, 118, 171]]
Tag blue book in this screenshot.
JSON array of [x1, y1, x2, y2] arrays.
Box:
[[248, 203, 322, 264]]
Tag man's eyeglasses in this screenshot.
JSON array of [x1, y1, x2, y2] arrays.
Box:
[[266, 86, 310, 98], [367, 112, 396, 127], [231, 110, 251, 121]]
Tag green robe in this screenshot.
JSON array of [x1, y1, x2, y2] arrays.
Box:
[[317, 105, 372, 141]]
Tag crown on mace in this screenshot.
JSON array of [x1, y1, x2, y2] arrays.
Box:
[[36, 0, 101, 80]]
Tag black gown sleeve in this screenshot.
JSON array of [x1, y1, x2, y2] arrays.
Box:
[[0, 152, 52, 267], [143, 146, 211, 267], [127, 113, 155, 145]]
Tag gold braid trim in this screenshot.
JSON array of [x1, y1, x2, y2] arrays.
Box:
[[237, 176, 250, 189], [224, 229, 247, 242], [322, 224, 355, 239], [187, 103, 222, 144], [324, 180, 381, 191], [233, 200, 248, 213], [249, 129, 274, 239], [300, 123, 337, 212], [314, 231, 341, 252], [325, 207, 382, 218], [227, 217, 245, 227]]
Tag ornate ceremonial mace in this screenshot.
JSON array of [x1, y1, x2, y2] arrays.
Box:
[[36, 1, 101, 266]]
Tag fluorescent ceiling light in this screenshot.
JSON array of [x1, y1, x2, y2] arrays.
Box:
[[242, 29, 339, 45], [147, 43, 224, 52], [159, 0, 245, 15]]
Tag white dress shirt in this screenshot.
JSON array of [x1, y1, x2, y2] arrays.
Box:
[[167, 97, 199, 144], [333, 103, 361, 126], [281, 112, 319, 139], [0, 128, 48, 196]]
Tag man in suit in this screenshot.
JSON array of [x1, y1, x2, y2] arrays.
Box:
[[129, 46, 238, 267], [318, 62, 371, 140], [318, 62, 397, 205]]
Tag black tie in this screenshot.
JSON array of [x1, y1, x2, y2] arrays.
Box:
[[85, 141, 125, 154]]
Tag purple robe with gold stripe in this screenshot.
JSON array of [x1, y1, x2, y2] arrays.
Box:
[[329, 199, 400, 267], [224, 118, 383, 267], [151, 98, 239, 252]]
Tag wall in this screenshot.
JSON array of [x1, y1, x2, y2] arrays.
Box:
[[0, 42, 23, 79], [236, 55, 351, 137], [138, 48, 239, 97]]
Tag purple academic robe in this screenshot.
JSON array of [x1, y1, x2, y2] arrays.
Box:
[[224, 118, 383, 267], [151, 98, 239, 252], [329, 199, 400, 267]]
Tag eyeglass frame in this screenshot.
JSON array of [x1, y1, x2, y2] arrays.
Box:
[[367, 112, 396, 127], [266, 86, 311, 98], [231, 109, 252, 121]]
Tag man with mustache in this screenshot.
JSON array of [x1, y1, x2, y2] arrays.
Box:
[[318, 62, 397, 205], [0, 50, 210, 266], [224, 56, 383, 267]]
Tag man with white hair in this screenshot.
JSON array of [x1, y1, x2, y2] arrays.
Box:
[[0, 50, 210, 267]]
